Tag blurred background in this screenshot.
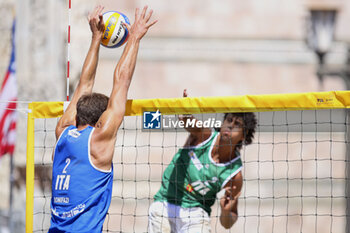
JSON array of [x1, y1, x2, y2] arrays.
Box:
[[0, 0, 349, 232]]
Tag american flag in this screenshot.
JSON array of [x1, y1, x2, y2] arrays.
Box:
[[0, 20, 17, 157]]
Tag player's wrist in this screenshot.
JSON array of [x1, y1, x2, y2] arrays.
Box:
[[127, 35, 141, 44], [91, 34, 103, 41]]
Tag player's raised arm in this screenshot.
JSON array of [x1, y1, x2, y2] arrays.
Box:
[[91, 6, 157, 159], [55, 5, 105, 138], [180, 89, 212, 145]]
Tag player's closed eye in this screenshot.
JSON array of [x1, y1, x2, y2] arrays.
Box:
[[233, 120, 243, 128], [226, 116, 234, 123]]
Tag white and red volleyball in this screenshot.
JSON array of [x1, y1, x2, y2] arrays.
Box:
[[101, 11, 130, 48]]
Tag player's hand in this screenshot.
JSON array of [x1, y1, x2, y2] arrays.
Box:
[[183, 89, 188, 97], [88, 5, 105, 40], [124, 6, 157, 41], [220, 186, 241, 213], [179, 89, 193, 122]]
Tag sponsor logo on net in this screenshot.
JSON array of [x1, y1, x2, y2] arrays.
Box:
[[143, 110, 222, 130]]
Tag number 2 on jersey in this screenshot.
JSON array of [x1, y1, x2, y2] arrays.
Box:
[[55, 158, 71, 191], [63, 158, 71, 173]]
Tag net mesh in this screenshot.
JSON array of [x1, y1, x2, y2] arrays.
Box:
[[31, 109, 348, 233]]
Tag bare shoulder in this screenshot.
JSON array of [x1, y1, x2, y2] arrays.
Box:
[[55, 124, 69, 140]]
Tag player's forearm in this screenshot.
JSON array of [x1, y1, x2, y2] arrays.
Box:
[[113, 36, 140, 88], [78, 36, 101, 90], [220, 210, 238, 229], [106, 37, 140, 115]]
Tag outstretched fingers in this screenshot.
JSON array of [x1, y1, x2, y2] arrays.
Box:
[[88, 5, 103, 22], [141, 5, 148, 19], [87, 5, 106, 38], [93, 5, 100, 18], [97, 5, 104, 16], [97, 6, 104, 25], [146, 19, 158, 29], [144, 8, 153, 22], [143, 8, 157, 28], [135, 7, 140, 21], [130, 5, 157, 40]]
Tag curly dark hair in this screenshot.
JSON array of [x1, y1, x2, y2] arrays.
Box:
[[76, 93, 109, 127], [217, 112, 257, 151]]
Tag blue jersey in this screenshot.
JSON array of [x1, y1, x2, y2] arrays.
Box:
[[49, 125, 113, 233]]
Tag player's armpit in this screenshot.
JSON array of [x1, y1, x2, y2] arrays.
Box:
[[89, 108, 123, 170]]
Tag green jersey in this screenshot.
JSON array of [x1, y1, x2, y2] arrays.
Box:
[[154, 131, 242, 215]]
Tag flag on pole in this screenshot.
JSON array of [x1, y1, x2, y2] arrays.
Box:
[[0, 20, 17, 157]]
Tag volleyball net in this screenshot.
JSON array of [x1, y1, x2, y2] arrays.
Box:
[[26, 91, 350, 233]]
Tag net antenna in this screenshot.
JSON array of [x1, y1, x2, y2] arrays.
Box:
[[66, 0, 71, 101]]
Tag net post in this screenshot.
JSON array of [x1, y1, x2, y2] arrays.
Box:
[[25, 103, 34, 233], [346, 109, 350, 233]]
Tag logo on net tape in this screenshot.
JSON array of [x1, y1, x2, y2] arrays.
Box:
[[143, 110, 161, 129]]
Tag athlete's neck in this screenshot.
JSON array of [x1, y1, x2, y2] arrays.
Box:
[[76, 124, 90, 131], [212, 134, 237, 163]]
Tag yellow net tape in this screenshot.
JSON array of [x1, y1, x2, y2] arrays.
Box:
[[28, 91, 350, 118], [126, 90, 350, 115]]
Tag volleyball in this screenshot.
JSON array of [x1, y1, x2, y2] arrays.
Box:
[[101, 11, 130, 48]]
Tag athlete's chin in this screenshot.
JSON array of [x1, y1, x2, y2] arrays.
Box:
[[220, 135, 233, 144]]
